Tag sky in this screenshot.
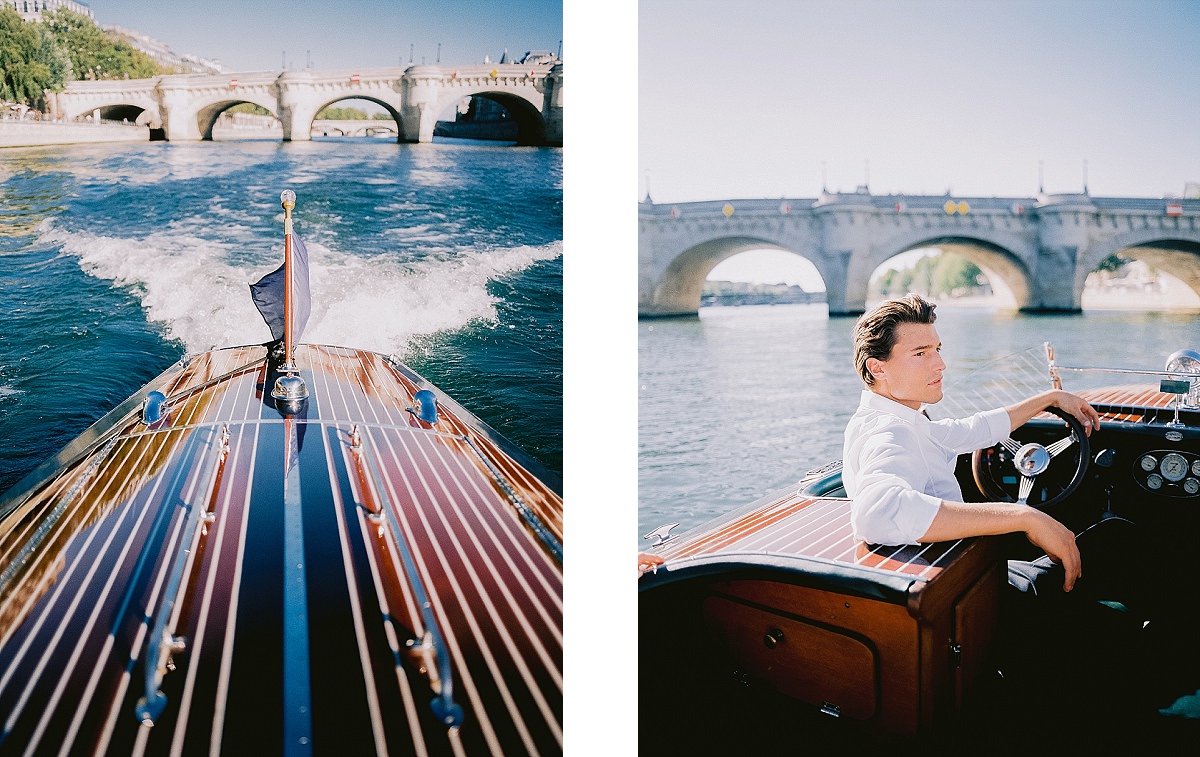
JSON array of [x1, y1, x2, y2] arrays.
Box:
[[639, 0, 1200, 286], [88, 0, 563, 72]]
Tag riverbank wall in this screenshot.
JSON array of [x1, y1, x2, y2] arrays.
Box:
[[0, 122, 149, 148]]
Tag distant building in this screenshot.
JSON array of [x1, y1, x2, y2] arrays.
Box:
[[1, 0, 93, 21], [102, 24, 226, 74], [485, 50, 560, 66], [518, 50, 559, 66]]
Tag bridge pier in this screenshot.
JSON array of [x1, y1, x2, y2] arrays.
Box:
[[276, 71, 317, 142], [158, 83, 202, 141]]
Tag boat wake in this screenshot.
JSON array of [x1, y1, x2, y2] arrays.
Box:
[[36, 218, 561, 357]]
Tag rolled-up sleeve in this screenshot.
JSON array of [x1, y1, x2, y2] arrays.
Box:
[[931, 407, 1011, 454], [848, 427, 943, 545]]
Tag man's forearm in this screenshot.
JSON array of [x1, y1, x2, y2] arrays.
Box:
[[917, 500, 1034, 542], [918, 499, 1081, 591], [1005, 389, 1100, 435]]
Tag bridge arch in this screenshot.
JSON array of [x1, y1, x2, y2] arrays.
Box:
[[90, 103, 152, 124], [854, 227, 1036, 311], [70, 100, 158, 126], [196, 99, 280, 140], [433, 90, 546, 146], [1076, 228, 1200, 306], [310, 96, 404, 140], [655, 235, 829, 313]]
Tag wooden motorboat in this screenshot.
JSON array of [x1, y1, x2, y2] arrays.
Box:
[[0, 194, 563, 755], [639, 345, 1200, 752]]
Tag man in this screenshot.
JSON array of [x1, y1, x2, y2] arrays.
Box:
[[842, 293, 1102, 594]]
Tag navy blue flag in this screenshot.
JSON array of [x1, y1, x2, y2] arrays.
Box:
[[250, 234, 311, 345]]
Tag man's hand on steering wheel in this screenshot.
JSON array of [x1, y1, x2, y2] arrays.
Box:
[[972, 405, 1092, 509], [1049, 390, 1102, 437]]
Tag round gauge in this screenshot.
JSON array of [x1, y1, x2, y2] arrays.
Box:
[[1161, 453, 1188, 482], [1140, 454, 1158, 472], [1185, 478, 1200, 495], [1193, 459, 1200, 477], [1147, 474, 1163, 490]]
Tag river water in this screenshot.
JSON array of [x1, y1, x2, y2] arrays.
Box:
[[0, 139, 562, 496], [638, 302, 1200, 545]]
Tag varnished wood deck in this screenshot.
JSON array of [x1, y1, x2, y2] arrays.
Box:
[[0, 344, 562, 755], [654, 493, 969, 587]]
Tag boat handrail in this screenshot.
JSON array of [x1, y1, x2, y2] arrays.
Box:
[[352, 428, 464, 728], [462, 436, 563, 563], [160, 355, 267, 408], [1054, 365, 1200, 379], [135, 425, 230, 726], [0, 435, 122, 594]]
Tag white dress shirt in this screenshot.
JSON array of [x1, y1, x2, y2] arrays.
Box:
[[842, 390, 1010, 546]]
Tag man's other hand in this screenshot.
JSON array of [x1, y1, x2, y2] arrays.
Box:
[[1024, 509, 1081, 591]]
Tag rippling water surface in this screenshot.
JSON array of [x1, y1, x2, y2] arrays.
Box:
[[638, 302, 1200, 544], [0, 139, 562, 495]]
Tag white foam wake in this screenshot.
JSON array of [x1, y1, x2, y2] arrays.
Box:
[[37, 219, 561, 356]]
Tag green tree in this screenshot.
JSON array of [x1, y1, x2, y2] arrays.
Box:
[[42, 8, 160, 81], [932, 254, 984, 295], [226, 102, 272, 116], [875, 268, 898, 296], [0, 7, 69, 106], [1094, 253, 1129, 274], [317, 105, 369, 119]]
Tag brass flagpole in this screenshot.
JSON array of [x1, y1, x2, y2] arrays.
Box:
[[281, 189, 297, 372], [271, 189, 307, 407]]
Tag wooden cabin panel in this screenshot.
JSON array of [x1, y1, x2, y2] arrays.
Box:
[[906, 536, 998, 622], [703, 596, 879, 721], [916, 557, 1003, 731], [954, 561, 1002, 715], [707, 579, 922, 733]]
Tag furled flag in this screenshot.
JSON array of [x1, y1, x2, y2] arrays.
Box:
[[250, 234, 311, 346]]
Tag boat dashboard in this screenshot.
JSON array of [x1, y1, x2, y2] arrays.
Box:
[[964, 396, 1200, 548]]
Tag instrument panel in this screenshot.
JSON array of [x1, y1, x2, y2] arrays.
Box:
[[1134, 449, 1200, 497]]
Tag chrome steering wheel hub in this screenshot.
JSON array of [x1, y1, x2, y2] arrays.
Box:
[[1013, 443, 1051, 477]]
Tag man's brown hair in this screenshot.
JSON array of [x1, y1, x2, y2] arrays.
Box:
[[852, 293, 937, 386]]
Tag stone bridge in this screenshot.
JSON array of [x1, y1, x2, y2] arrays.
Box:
[[48, 63, 563, 145], [638, 191, 1200, 316]]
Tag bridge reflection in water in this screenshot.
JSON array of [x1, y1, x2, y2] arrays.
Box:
[[638, 192, 1200, 316]]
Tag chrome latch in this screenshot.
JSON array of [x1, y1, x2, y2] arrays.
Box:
[[820, 702, 841, 718], [950, 642, 962, 668], [643, 522, 679, 547]]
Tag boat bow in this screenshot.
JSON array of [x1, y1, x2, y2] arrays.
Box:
[[0, 343, 563, 755]]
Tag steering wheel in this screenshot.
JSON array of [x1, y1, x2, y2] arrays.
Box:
[[971, 406, 1090, 510]]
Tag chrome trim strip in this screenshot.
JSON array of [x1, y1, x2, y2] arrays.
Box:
[[355, 432, 464, 729], [136, 426, 229, 725]]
